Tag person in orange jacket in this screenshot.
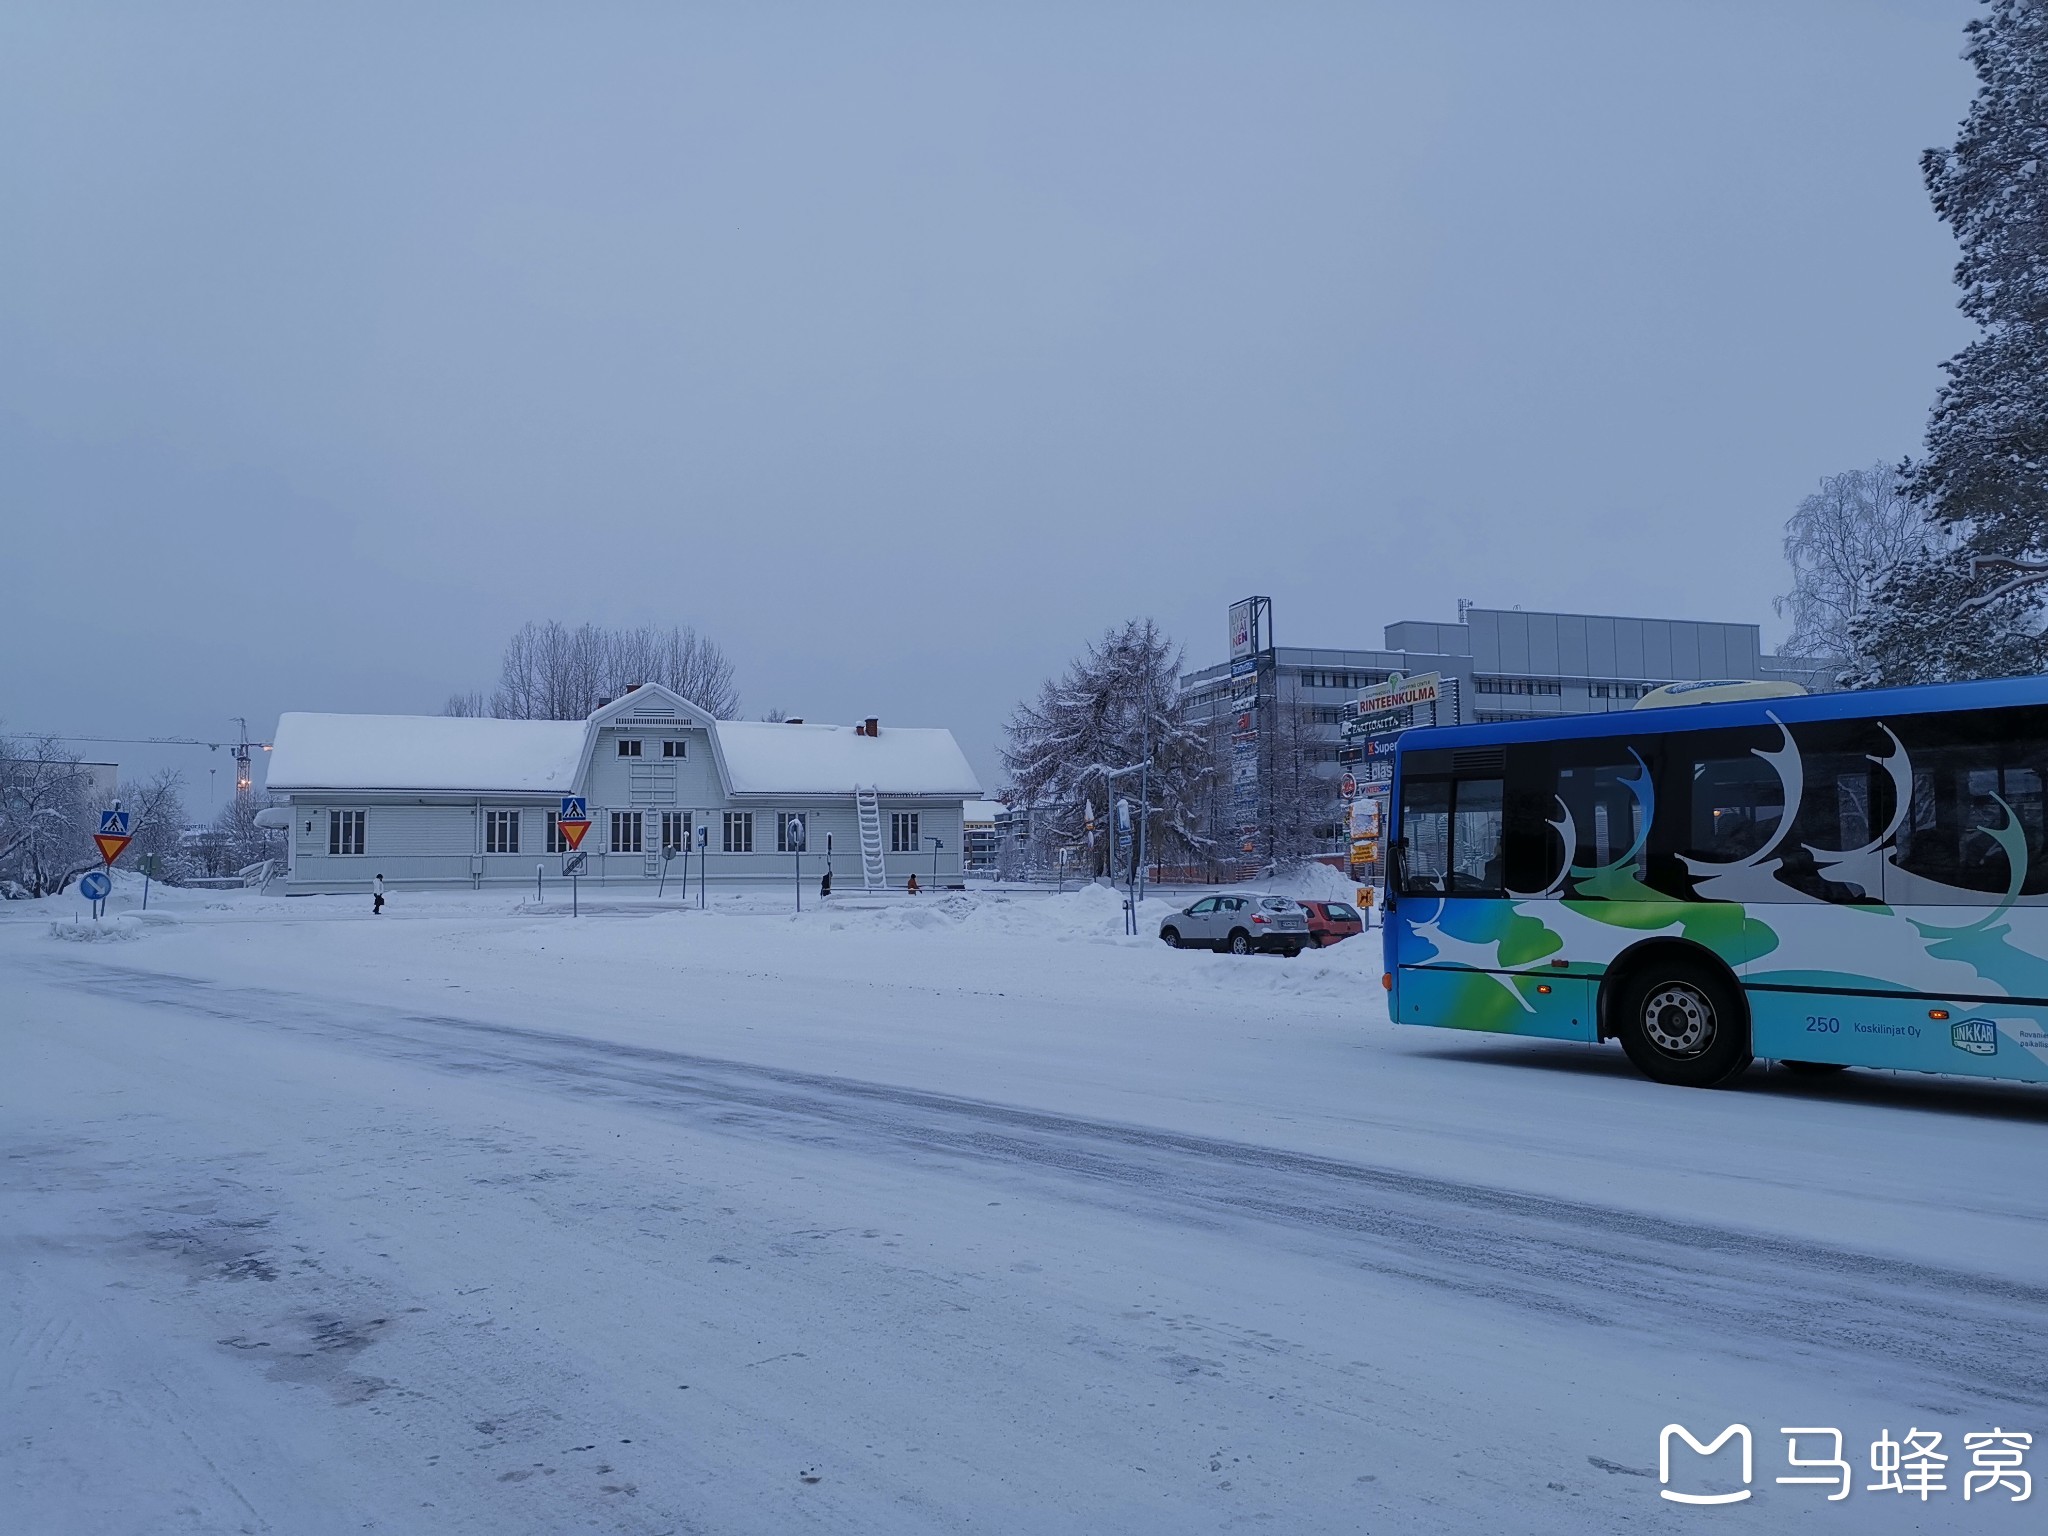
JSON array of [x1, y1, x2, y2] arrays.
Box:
[[906, 872, 920, 895]]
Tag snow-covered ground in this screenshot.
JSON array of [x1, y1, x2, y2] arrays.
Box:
[[5, 876, 2044, 1533]]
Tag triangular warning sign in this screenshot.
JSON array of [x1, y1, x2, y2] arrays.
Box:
[[95, 833, 133, 865], [558, 818, 591, 851]]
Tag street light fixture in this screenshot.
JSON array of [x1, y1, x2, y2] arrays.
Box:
[[925, 835, 943, 885]]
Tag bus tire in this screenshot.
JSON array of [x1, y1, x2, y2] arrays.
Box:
[[1613, 958, 1751, 1089], [1781, 1059, 1849, 1075]]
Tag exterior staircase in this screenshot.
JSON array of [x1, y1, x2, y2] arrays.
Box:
[[855, 787, 888, 892]]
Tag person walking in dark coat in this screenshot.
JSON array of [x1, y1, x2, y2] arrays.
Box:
[[373, 873, 385, 915]]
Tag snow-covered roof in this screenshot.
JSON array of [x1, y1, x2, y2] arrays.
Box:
[[712, 721, 981, 798], [265, 702, 980, 800], [268, 713, 588, 794]]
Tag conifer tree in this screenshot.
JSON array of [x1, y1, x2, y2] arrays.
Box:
[[1852, 0, 2048, 683]]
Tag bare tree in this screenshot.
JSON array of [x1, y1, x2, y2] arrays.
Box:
[[442, 690, 488, 717], [201, 792, 285, 878], [0, 733, 98, 897], [482, 621, 740, 720], [118, 768, 194, 884], [1774, 463, 1932, 662]]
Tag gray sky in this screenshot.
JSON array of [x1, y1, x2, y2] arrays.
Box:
[[1, 1, 1978, 801]]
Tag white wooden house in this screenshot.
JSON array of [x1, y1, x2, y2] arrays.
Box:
[[266, 685, 980, 894]]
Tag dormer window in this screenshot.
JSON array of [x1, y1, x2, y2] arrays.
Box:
[[662, 740, 687, 759], [617, 739, 643, 758]]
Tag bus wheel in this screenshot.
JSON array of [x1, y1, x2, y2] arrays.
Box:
[[1614, 960, 1751, 1088], [1781, 1059, 1849, 1075]]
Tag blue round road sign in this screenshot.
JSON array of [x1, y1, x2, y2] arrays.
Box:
[[79, 871, 112, 901]]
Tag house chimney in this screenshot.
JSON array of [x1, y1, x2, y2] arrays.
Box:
[[596, 696, 613, 709], [626, 682, 642, 693], [864, 716, 880, 737]]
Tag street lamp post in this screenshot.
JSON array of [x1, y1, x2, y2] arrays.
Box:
[[1104, 758, 1153, 935], [925, 835, 943, 887]]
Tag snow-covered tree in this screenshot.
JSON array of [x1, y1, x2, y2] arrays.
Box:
[[196, 792, 285, 880], [0, 733, 97, 897], [481, 621, 740, 720], [1855, 0, 2048, 682], [1773, 464, 1929, 663], [1002, 620, 1214, 877], [117, 768, 196, 884]]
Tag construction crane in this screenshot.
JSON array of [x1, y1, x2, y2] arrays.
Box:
[[27, 721, 273, 795]]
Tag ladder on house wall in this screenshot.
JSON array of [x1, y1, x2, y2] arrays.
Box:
[[855, 787, 888, 892]]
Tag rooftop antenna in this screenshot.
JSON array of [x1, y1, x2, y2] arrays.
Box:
[[1456, 597, 1475, 622]]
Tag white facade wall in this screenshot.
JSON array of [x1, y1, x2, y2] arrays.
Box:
[[286, 796, 964, 892], [273, 688, 976, 895]]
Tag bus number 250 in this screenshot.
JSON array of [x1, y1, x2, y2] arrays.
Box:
[[1804, 1016, 1842, 1034]]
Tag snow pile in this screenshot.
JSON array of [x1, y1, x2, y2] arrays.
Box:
[[823, 883, 1171, 944], [47, 916, 142, 943], [1267, 862, 1368, 902]]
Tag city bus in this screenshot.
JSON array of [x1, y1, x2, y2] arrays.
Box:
[[1381, 674, 2048, 1088]]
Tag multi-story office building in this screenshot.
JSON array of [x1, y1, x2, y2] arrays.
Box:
[[1181, 604, 1836, 868]]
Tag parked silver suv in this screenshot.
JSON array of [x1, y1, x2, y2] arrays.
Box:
[[1158, 893, 1310, 957]]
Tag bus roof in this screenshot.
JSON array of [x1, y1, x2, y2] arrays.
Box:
[[1393, 671, 2048, 753]]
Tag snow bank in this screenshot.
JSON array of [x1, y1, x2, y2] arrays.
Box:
[[1267, 862, 1369, 902], [47, 916, 142, 943], [822, 883, 1167, 943]]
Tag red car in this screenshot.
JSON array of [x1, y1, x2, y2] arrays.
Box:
[[1298, 899, 1365, 947]]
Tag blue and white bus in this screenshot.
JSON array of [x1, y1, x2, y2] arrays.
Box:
[[1382, 674, 2048, 1088]]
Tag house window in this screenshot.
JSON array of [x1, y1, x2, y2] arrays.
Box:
[[610, 810, 643, 853], [660, 811, 692, 851], [890, 811, 921, 853], [616, 739, 643, 758], [328, 809, 365, 856], [777, 812, 808, 852], [485, 810, 520, 854], [723, 811, 754, 853], [661, 739, 687, 759], [546, 812, 565, 853]]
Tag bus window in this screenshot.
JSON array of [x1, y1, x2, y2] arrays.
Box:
[[1686, 755, 1785, 863], [1890, 706, 2048, 897], [1397, 776, 1504, 896], [1775, 719, 1898, 902], [1400, 779, 1451, 894], [1449, 778, 1505, 894]]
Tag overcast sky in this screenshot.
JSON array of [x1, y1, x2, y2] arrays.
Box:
[[1, 1, 1979, 800]]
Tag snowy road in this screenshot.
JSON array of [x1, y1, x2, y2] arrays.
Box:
[[6, 888, 2046, 1532]]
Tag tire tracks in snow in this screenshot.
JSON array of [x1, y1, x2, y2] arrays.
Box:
[[45, 957, 2048, 1412]]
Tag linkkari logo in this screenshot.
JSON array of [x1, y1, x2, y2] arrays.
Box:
[[1660, 1423, 1753, 1505], [1951, 1018, 1999, 1056]]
